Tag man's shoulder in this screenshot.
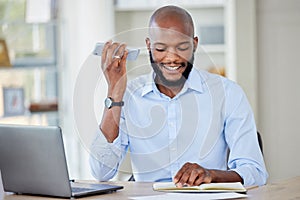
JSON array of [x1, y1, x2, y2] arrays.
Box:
[[193, 68, 242, 93], [193, 68, 233, 85]]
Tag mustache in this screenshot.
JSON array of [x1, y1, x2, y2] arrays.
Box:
[[149, 52, 194, 66], [149, 51, 194, 87]]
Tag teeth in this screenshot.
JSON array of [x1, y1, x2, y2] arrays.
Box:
[[163, 65, 180, 71]]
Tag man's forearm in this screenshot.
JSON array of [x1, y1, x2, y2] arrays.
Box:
[[209, 169, 243, 184], [100, 107, 122, 143], [89, 130, 123, 181]]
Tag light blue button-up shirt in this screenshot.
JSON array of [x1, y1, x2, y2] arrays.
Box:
[[90, 68, 268, 186]]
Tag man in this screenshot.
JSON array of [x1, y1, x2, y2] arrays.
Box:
[[90, 5, 268, 187]]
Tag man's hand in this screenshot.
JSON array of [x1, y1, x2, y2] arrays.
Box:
[[101, 41, 128, 101], [173, 162, 244, 187], [173, 162, 212, 187], [100, 41, 128, 143]]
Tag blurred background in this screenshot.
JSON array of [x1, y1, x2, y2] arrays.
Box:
[[0, 0, 299, 183]]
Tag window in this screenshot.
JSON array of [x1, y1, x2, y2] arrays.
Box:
[[0, 0, 57, 67]]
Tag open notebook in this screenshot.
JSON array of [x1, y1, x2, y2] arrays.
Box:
[[153, 182, 247, 193]]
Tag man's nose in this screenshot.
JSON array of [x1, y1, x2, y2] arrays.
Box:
[[165, 48, 180, 61]]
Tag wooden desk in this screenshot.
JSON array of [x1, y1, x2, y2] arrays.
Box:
[[244, 176, 300, 199], [3, 176, 300, 199]]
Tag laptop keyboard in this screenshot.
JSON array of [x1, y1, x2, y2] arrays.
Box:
[[70, 182, 123, 196], [72, 187, 95, 193]]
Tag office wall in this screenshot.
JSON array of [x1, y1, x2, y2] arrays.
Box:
[[234, 0, 258, 119], [257, 0, 300, 182], [59, 0, 114, 179]]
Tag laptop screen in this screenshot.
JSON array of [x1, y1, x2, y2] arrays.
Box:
[[0, 124, 123, 198], [0, 125, 72, 197]]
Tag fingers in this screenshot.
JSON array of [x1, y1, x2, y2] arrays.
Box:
[[101, 41, 127, 72], [174, 162, 190, 187], [106, 42, 122, 67], [100, 41, 128, 99], [174, 162, 212, 187], [101, 40, 112, 66], [111, 43, 126, 65], [114, 43, 126, 59], [120, 50, 129, 69], [188, 168, 201, 186]]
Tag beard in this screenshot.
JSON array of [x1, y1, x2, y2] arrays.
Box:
[[149, 51, 194, 88]]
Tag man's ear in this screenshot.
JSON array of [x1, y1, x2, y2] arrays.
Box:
[[193, 36, 198, 52], [145, 37, 151, 51]]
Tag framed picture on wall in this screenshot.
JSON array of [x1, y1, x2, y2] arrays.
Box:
[[0, 39, 11, 67], [2, 87, 25, 116]]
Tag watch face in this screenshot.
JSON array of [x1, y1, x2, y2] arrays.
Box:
[[105, 97, 113, 108]]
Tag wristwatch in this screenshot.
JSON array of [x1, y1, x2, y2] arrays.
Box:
[[104, 97, 124, 109]]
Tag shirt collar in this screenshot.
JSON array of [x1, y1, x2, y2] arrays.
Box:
[[184, 68, 204, 93], [141, 71, 156, 96], [141, 68, 205, 97]]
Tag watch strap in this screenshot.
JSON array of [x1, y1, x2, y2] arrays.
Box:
[[111, 101, 124, 107], [105, 97, 124, 109]]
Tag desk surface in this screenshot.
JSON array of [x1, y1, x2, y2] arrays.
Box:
[[3, 176, 300, 199]]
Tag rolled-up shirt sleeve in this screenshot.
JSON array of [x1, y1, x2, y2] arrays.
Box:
[[89, 114, 129, 181], [224, 81, 268, 186]]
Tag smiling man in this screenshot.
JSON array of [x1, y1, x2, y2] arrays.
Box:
[[90, 5, 268, 187], [146, 7, 196, 95]]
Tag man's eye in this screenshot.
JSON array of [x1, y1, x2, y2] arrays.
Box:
[[177, 45, 190, 51], [155, 48, 166, 52], [153, 44, 167, 52]]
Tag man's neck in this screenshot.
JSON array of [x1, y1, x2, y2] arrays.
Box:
[[156, 82, 184, 98]]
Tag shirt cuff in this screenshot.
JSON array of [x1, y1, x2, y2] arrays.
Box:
[[231, 165, 267, 186]]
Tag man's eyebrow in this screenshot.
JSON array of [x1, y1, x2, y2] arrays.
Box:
[[153, 42, 167, 46], [177, 41, 192, 45], [153, 41, 191, 46]]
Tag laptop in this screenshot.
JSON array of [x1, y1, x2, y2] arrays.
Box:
[[0, 124, 123, 198]]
